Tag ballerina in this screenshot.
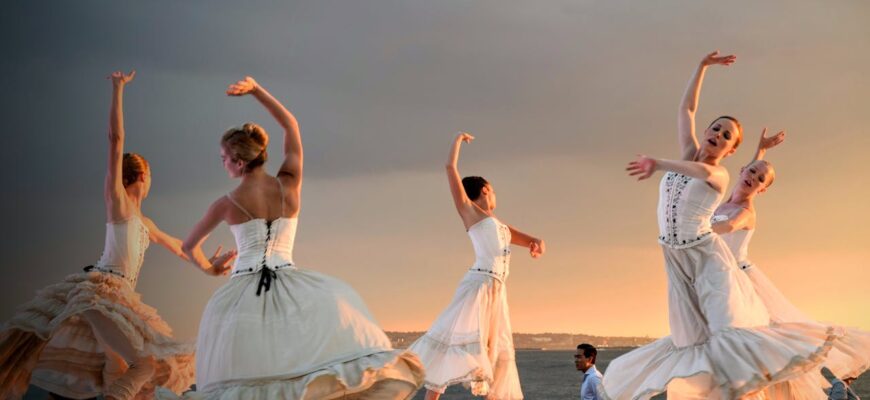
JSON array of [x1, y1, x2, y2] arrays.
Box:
[[160, 76, 424, 399], [603, 51, 843, 399], [0, 71, 205, 400], [713, 129, 870, 398], [408, 132, 545, 400]]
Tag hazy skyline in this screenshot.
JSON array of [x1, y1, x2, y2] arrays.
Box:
[[2, 0, 868, 340]]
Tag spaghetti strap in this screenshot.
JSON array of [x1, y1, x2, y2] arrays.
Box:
[[276, 178, 286, 217], [225, 194, 255, 221]]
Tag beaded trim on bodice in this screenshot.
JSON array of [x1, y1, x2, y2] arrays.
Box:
[[467, 217, 512, 282], [657, 172, 722, 249]]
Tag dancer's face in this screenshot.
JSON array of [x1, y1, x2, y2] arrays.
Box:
[[220, 147, 245, 178], [481, 184, 496, 210], [698, 118, 740, 161], [142, 169, 152, 198], [127, 169, 152, 199], [574, 350, 593, 372], [736, 160, 773, 197]]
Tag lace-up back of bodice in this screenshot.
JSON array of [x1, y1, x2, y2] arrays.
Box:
[[93, 215, 151, 287], [467, 217, 512, 281], [224, 179, 298, 295], [229, 217, 297, 276]]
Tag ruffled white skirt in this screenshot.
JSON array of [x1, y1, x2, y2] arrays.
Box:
[[740, 262, 870, 398], [601, 237, 844, 400], [408, 272, 522, 399], [158, 267, 423, 399], [0, 271, 195, 399]]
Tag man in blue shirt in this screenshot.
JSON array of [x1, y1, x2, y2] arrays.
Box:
[[822, 367, 861, 400], [575, 343, 602, 400]]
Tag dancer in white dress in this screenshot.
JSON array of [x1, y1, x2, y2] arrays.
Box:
[[159, 76, 424, 399], [408, 132, 546, 400], [607, 51, 845, 399], [712, 129, 870, 399], [0, 71, 202, 400]]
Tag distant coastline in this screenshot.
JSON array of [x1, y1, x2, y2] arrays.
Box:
[[386, 331, 657, 350]]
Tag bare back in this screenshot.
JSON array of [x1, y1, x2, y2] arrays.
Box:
[[224, 174, 299, 225]]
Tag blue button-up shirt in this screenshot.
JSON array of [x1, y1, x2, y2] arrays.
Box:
[[580, 365, 603, 400]]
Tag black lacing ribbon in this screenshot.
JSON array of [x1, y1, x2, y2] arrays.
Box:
[[256, 267, 278, 296]]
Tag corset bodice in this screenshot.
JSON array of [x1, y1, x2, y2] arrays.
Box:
[[467, 217, 512, 281], [657, 172, 724, 249]]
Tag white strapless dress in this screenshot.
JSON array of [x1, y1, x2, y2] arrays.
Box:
[[602, 173, 845, 400], [408, 216, 522, 399], [0, 215, 195, 399], [159, 217, 424, 399], [717, 217, 870, 399]]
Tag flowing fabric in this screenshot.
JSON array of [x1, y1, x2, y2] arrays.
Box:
[[409, 217, 522, 399], [157, 216, 423, 399], [0, 217, 194, 399]]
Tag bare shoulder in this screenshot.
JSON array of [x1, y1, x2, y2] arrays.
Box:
[[209, 195, 233, 214]]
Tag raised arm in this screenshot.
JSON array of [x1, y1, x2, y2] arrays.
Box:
[[627, 155, 729, 192], [507, 225, 546, 259], [227, 77, 302, 188], [749, 128, 786, 163], [678, 51, 736, 161], [104, 70, 136, 221], [446, 132, 480, 226], [181, 199, 237, 276]]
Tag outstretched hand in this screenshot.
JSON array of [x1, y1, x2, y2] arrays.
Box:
[[226, 76, 260, 96], [109, 70, 136, 87], [456, 131, 475, 144], [626, 155, 657, 180], [529, 239, 546, 259], [758, 127, 786, 151], [701, 51, 736, 67], [206, 245, 237, 276]]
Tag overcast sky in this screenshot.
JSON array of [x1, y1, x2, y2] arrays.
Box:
[[2, 0, 868, 339]]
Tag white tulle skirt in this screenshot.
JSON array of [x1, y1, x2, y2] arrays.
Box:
[[408, 272, 522, 400], [0, 271, 195, 399], [601, 237, 844, 400], [739, 262, 870, 398], [158, 267, 423, 399]]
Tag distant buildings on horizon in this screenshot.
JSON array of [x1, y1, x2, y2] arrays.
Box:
[[386, 331, 656, 350]]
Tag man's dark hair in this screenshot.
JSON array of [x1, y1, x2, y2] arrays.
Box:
[[577, 343, 597, 364]]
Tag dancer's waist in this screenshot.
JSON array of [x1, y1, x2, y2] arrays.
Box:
[[657, 230, 713, 249], [231, 262, 296, 277], [737, 259, 754, 270], [83, 264, 137, 287], [467, 264, 509, 282]]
